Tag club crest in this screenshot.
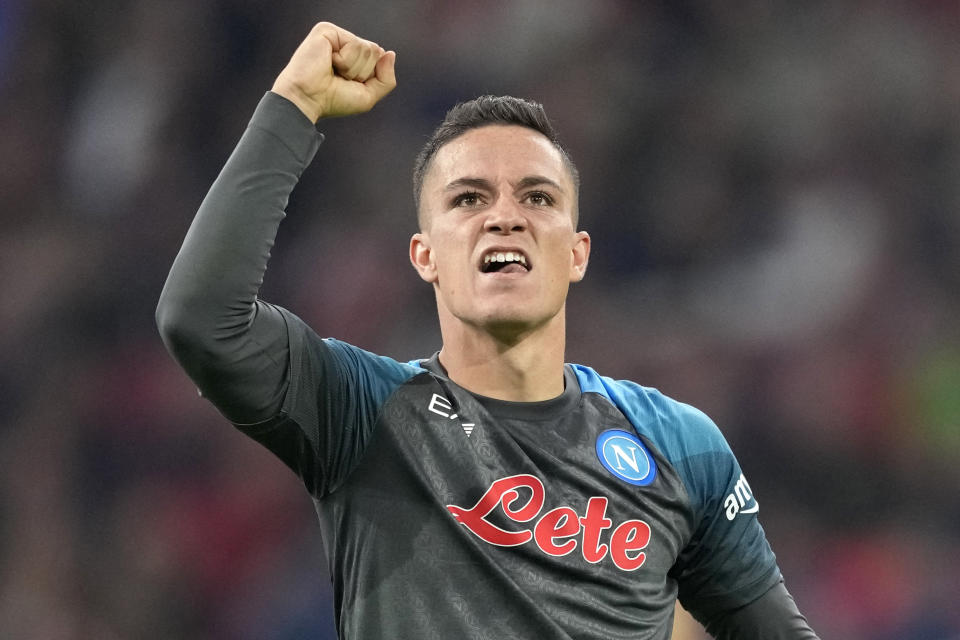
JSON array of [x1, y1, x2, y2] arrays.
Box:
[[596, 430, 657, 486]]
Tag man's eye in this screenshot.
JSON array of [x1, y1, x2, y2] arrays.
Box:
[[525, 191, 554, 206], [453, 192, 483, 207]]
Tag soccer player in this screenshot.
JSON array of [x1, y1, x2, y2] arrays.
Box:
[[157, 22, 819, 640]]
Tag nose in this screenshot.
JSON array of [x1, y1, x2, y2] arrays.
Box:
[[483, 199, 527, 234]]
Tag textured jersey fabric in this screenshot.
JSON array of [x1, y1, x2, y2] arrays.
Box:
[[240, 317, 781, 639], [157, 91, 819, 639]]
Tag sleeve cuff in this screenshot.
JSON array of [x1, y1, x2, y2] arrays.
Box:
[[248, 91, 326, 164]]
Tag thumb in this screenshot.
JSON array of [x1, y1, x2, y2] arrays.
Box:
[[365, 51, 397, 101]]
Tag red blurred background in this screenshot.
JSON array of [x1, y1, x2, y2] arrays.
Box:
[[1, 1, 958, 638]]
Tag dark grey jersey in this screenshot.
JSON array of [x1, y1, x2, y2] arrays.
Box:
[[243, 322, 780, 639], [157, 91, 819, 640]]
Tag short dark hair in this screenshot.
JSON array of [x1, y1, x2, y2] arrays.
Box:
[[412, 95, 580, 227]]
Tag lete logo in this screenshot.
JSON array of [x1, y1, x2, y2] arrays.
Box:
[[446, 474, 651, 571]]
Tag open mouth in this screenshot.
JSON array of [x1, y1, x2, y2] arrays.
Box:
[[481, 250, 531, 274]]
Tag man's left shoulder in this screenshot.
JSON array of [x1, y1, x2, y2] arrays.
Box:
[[569, 363, 729, 460]]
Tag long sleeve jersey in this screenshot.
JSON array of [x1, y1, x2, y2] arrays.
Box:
[[157, 92, 819, 640]]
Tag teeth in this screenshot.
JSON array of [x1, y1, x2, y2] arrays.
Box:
[[483, 251, 527, 265]]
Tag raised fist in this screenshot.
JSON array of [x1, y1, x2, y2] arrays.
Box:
[[271, 22, 397, 122]]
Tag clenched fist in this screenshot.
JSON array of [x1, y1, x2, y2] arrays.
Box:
[[271, 22, 397, 123]]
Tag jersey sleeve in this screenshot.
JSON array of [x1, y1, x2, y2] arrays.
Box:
[[658, 401, 782, 624], [157, 91, 422, 496], [570, 367, 783, 625], [237, 311, 421, 497], [157, 91, 325, 424], [645, 400, 781, 624], [703, 579, 820, 639]]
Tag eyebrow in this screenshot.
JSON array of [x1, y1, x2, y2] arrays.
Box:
[[515, 175, 564, 193], [443, 175, 565, 194], [444, 177, 493, 193]]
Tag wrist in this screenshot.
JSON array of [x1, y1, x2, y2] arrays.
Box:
[[269, 81, 323, 123]]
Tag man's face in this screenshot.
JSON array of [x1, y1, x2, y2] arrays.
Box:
[[410, 124, 590, 337]]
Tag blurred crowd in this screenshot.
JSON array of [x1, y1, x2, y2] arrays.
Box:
[[1, 0, 958, 638]]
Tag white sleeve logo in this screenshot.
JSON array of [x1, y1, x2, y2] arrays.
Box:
[[723, 473, 759, 521]]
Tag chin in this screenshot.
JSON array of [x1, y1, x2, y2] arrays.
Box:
[[439, 294, 562, 340], [476, 308, 556, 339]]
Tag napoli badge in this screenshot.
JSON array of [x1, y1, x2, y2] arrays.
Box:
[[596, 430, 657, 486]]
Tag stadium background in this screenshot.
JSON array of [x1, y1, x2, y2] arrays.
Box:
[[1, 0, 958, 638]]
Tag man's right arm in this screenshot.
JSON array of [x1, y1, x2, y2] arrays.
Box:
[[155, 23, 396, 424]]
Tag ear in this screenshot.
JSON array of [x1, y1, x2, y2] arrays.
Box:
[[410, 232, 438, 283], [569, 230, 590, 283]]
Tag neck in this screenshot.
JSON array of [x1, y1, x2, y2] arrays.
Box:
[[436, 308, 567, 402]]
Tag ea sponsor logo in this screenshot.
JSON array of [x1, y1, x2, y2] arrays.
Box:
[[596, 430, 657, 486]]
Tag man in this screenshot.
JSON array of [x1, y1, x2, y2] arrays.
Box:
[[157, 22, 819, 640]]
